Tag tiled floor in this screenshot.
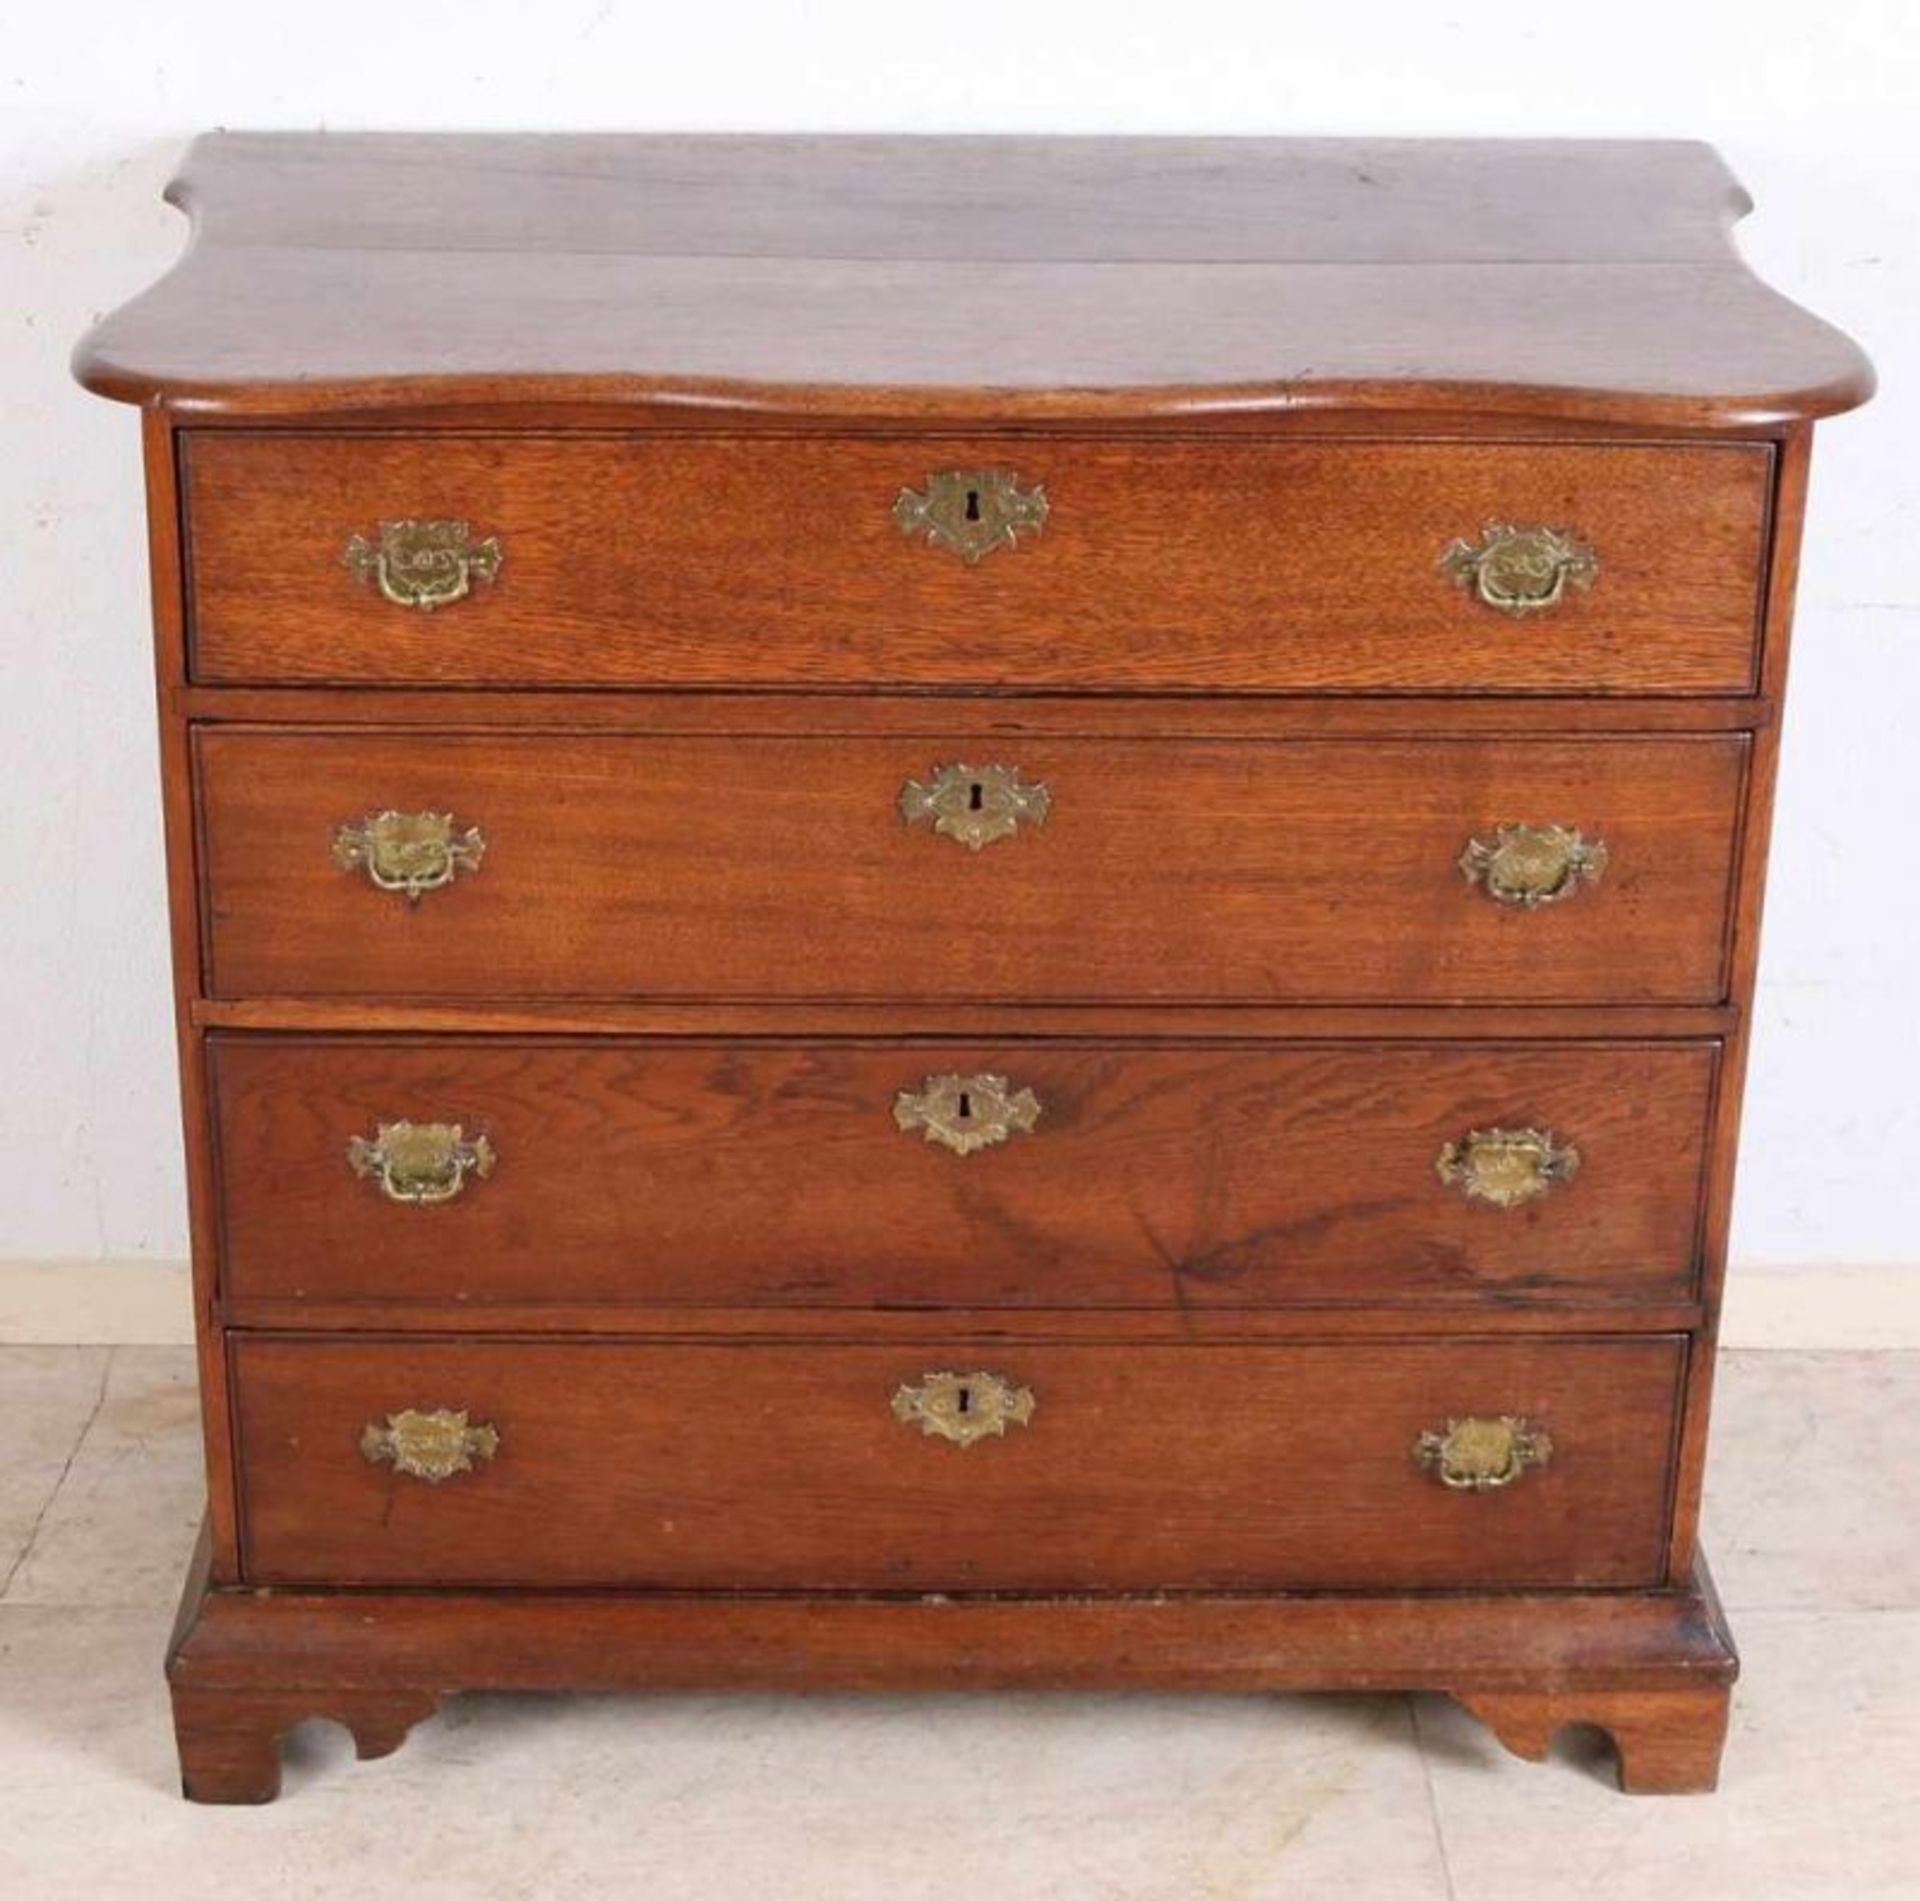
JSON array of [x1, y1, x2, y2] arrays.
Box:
[[1, 1348, 1913, 1899]]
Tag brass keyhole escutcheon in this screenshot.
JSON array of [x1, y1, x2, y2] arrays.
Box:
[[893, 468, 1049, 563], [894, 1073, 1041, 1157], [892, 1370, 1036, 1448], [899, 762, 1051, 851]]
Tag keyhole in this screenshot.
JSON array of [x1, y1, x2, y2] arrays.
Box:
[[957, 1091, 973, 1120], [964, 488, 982, 522], [968, 781, 985, 812], [956, 1384, 973, 1414]]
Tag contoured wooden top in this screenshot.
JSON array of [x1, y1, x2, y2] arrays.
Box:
[[75, 133, 1871, 426]]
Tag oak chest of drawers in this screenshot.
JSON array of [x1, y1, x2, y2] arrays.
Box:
[[76, 133, 1870, 1801]]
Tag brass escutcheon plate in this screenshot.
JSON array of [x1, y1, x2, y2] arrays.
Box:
[[893, 469, 1049, 564], [333, 809, 486, 904], [898, 762, 1050, 851], [894, 1073, 1041, 1156], [1441, 521, 1597, 616], [1435, 1126, 1580, 1210], [891, 1370, 1036, 1448], [1415, 1415, 1553, 1491], [343, 518, 503, 610], [1459, 822, 1607, 909], [360, 1407, 500, 1484], [347, 1120, 495, 1205]]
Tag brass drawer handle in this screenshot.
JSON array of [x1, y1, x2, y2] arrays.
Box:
[[348, 1120, 495, 1205], [899, 762, 1050, 851], [1436, 1127, 1580, 1209], [1416, 1415, 1553, 1491], [892, 1370, 1036, 1448], [894, 468, 1048, 564], [1459, 822, 1607, 909], [1441, 522, 1597, 616], [894, 1072, 1041, 1156], [343, 518, 502, 610], [360, 1408, 499, 1483], [334, 809, 486, 904]]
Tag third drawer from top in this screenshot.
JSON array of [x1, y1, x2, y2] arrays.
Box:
[[210, 1035, 1717, 1313]]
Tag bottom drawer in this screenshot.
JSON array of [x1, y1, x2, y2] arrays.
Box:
[[235, 1336, 1684, 1591]]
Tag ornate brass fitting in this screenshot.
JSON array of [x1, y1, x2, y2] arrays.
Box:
[[893, 469, 1048, 564], [891, 1371, 1036, 1448], [893, 1073, 1041, 1157], [333, 809, 486, 904], [1441, 522, 1597, 616], [1459, 823, 1607, 909], [898, 762, 1050, 851], [1415, 1415, 1553, 1491], [1435, 1127, 1580, 1210], [360, 1408, 500, 1483], [343, 518, 503, 610], [347, 1121, 495, 1205]]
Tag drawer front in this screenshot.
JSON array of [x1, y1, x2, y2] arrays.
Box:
[[212, 1037, 1718, 1312], [197, 731, 1746, 1004], [234, 1336, 1684, 1590], [182, 433, 1770, 693]]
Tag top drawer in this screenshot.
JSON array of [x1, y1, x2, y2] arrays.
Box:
[[180, 433, 1772, 693]]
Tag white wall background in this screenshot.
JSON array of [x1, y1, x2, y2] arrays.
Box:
[[2, 2, 1915, 1276]]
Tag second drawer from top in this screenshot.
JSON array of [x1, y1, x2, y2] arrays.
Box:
[[196, 729, 1748, 1005]]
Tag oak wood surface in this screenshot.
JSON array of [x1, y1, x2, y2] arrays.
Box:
[[79, 135, 1871, 1802], [169, 1682, 437, 1805], [218, 1301, 1708, 1341], [1662, 423, 1816, 1580], [194, 730, 1748, 1004], [178, 685, 1775, 735], [1459, 1685, 1732, 1795], [165, 1530, 1737, 1802], [209, 1035, 1718, 1311], [74, 135, 1872, 426], [181, 432, 1771, 693], [174, 1546, 1737, 1695], [191, 999, 1741, 1039], [232, 1335, 1684, 1591], [141, 413, 243, 1581]]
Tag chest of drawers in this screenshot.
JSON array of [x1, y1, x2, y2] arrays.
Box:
[[77, 133, 1870, 1802]]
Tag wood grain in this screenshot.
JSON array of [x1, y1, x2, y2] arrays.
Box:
[[177, 684, 1776, 735], [194, 730, 1749, 1004], [140, 413, 243, 1581], [79, 135, 1871, 1802], [165, 1527, 1737, 1802], [217, 1301, 1708, 1341], [232, 1334, 1684, 1591], [74, 135, 1873, 426], [1460, 1685, 1732, 1794], [191, 998, 1741, 1039], [209, 1036, 1719, 1311], [181, 432, 1771, 693]]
